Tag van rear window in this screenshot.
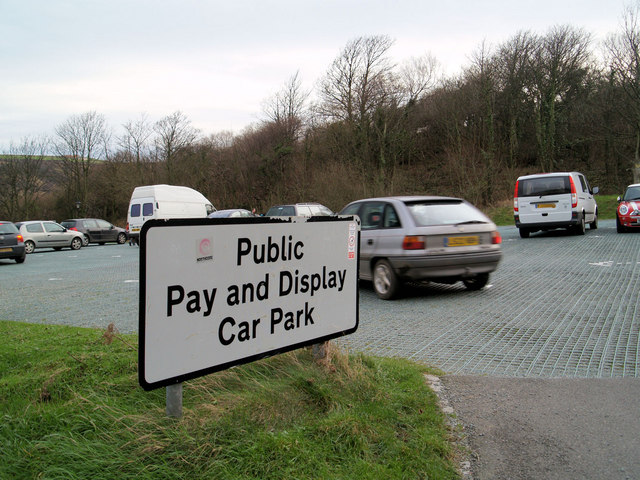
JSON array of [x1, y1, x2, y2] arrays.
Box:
[[518, 177, 570, 197], [130, 204, 141, 217]]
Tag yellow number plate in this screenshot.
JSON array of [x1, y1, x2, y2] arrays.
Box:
[[0, 247, 12, 253], [536, 203, 556, 209], [445, 236, 479, 247]]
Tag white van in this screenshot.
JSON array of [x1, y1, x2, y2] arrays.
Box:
[[126, 185, 215, 242], [513, 172, 598, 238]]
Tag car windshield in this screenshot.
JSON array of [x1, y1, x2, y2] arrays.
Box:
[[406, 200, 489, 227], [622, 186, 640, 201]]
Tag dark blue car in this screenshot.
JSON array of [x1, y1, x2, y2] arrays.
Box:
[[0, 221, 26, 264]]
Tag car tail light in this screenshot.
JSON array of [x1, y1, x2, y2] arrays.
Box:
[[68, 227, 78, 231], [17, 234, 23, 243], [492, 231, 502, 244], [569, 176, 578, 208], [513, 180, 519, 212], [402, 236, 425, 250]]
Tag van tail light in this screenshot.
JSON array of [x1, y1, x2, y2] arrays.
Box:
[[17, 234, 24, 243], [513, 180, 519, 212], [492, 231, 502, 245], [569, 176, 578, 208], [126, 222, 130, 232], [402, 236, 425, 250]]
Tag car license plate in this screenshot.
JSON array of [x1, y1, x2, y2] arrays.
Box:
[[536, 203, 556, 208], [445, 236, 479, 247], [0, 247, 12, 253]]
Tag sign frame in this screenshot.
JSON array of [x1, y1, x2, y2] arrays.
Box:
[[138, 215, 359, 391]]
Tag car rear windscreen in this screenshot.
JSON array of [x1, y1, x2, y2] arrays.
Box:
[[518, 176, 570, 197], [407, 200, 489, 227]]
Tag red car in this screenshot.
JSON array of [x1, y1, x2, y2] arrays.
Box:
[[616, 184, 640, 232]]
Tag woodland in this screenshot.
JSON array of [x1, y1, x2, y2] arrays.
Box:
[[3, 12, 640, 224]]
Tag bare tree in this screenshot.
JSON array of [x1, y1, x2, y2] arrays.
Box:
[[317, 35, 395, 122], [54, 111, 108, 215], [494, 31, 536, 168], [118, 114, 154, 183], [262, 70, 310, 140], [0, 136, 49, 220], [398, 53, 440, 104], [153, 111, 199, 182], [605, 3, 640, 182], [119, 114, 153, 164], [527, 26, 593, 171]]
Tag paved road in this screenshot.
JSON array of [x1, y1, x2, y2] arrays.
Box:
[[2, 219, 639, 479]]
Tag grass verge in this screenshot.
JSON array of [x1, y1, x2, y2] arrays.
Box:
[[0, 321, 459, 480]]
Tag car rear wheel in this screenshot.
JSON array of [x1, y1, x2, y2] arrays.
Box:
[[24, 240, 35, 254], [70, 237, 82, 250], [15, 256, 25, 264], [117, 232, 127, 244], [574, 216, 586, 235], [519, 228, 530, 238], [373, 259, 400, 300], [463, 273, 489, 291], [590, 211, 598, 229], [82, 236, 89, 246]]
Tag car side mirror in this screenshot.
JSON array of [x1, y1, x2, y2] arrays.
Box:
[[592, 186, 599, 195], [617, 196, 622, 203]]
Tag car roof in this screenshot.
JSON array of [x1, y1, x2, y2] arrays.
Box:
[[17, 220, 55, 224], [625, 183, 640, 188], [347, 195, 464, 203]]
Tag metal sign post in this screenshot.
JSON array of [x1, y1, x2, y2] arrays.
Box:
[[166, 383, 183, 418]]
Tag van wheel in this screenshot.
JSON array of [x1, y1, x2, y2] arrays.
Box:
[[373, 259, 400, 300], [519, 228, 530, 238], [574, 216, 586, 235]]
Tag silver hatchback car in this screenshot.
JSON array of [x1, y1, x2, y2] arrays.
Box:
[[340, 196, 503, 299], [15, 220, 85, 254]]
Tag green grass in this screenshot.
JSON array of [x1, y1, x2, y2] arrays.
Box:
[[0, 321, 458, 480], [485, 194, 619, 226]]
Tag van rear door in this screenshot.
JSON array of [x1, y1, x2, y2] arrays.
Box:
[[516, 176, 572, 225], [128, 196, 155, 236]]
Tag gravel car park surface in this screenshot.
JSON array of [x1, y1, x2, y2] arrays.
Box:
[[1, 219, 639, 479], [0, 220, 638, 376]]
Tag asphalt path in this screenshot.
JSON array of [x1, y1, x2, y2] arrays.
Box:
[[1, 219, 639, 479]]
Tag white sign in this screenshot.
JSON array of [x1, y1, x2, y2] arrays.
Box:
[[139, 216, 359, 390]]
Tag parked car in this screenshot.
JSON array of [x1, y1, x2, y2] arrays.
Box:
[[0, 221, 26, 263], [616, 183, 640, 233], [265, 203, 333, 217], [339, 196, 502, 300], [513, 172, 599, 238], [208, 209, 255, 218], [60, 218, 128, 245], [15, 220, 84, 254]]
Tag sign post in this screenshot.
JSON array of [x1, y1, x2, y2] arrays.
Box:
[[138, 216, 359, 394]]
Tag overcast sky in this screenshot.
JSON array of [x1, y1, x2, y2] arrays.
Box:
[[0, 0, 632, 152]]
